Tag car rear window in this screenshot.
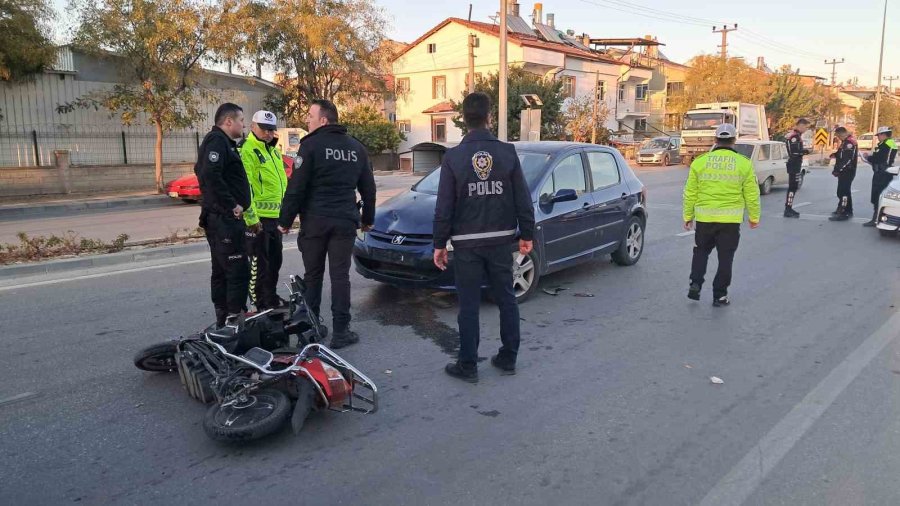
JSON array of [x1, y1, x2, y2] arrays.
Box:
[[412, 152, 550, 195], [733, 144, 755, 159]]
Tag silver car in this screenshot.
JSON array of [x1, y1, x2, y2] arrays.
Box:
[[636, 137, 682, 166]]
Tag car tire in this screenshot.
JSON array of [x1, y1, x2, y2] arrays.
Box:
[[662, 154, 670, 166], [512, 250, 540, 303], [181, 198, 199, 204], [612, 215, 645, 266], [759, 176, 774, 195]]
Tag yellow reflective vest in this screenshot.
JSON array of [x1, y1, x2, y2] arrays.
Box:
[[683, 146, 761, 224], [239, 132, 288, 226]]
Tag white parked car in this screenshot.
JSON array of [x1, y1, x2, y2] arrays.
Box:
[[731, 140, 809, 195], [876, 167, 900, 237], [858, 133, 875, 151]]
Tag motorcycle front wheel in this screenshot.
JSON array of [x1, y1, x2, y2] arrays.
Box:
[[133, 342, 178, 372], [203, 389, 291, 442]]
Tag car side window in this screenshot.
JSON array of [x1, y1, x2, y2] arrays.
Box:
[[539, 176, 554, 200], [551, 153, 588, 195], [758, 144, 771, 161], [586, 151, 621, 190]]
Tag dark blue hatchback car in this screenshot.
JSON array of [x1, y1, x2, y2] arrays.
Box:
[[353, 142, 647, 301]]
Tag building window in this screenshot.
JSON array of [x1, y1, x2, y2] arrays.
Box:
[[397, 120, 411, 134], [666, 81, 684, 96], [562, 76, 576, 98], [396, 77, 410, 94], [635, 119, 648, 132], [636, 83, 649, 101], [432, 76, 446, 99], [618, 83, 626, 101], [596, 81, 606, 101], [432, 118, 447, 142], [464, 73, 483, 87], [427, 43, 437, 54]]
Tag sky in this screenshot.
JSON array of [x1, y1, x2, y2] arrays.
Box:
[[372, 0, 897, 87]]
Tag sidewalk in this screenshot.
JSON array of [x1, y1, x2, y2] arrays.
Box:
[[0, 191, 174, 220]]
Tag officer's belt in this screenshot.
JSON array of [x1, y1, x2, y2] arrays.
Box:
[[451, 229, 517, 242]]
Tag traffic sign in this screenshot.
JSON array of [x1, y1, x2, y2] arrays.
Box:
[[814, 128, 829, 147]]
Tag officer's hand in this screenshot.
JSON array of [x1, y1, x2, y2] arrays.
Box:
[[519, 239, 533, 256], [434, 248, 449, 271], [360, 224, 373, 233], [248, 222, 262, 234], [684, 221, 694, 231], [232, 204, 244, 218], [749, 221, 760, 229], [277, 225, 289, 235]]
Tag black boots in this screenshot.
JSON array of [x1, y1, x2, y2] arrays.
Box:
[[445, 362, 478, 383], [687, 283, 701, 301], [784, 207, 800, 218]]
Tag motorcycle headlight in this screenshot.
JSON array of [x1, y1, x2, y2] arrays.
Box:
[[356, 229, 366, 241], [885, 189, 900, 201]]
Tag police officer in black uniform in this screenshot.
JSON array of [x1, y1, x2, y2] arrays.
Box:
[[278, 99, 376, 349], [433, 92, 536, 383], [784, 118, 811, 218], [196, 103, 255, 327], [862, 126, 896, 227], [828, 127, 858, 222]]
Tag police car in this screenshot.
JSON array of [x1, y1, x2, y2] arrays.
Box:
[[876, 166, 900, 237]]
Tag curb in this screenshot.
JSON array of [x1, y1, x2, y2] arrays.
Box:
[[0, 195, 176, 221]]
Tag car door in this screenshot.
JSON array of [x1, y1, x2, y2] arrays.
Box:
[[670, 138, 682, 164], [537, 151, 597, 269], [585, 150, 628, 252]]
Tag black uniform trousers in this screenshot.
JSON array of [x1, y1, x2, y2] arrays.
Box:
[[690, 222, 741, 299], [871, 170, 893, 210], [785, 169, 802, 207], [836, 170, 855, 213], [249, 218, 284, 310], [203, 212, 250, 320], [453, 244, 521, 368], [297, 215, 356, 333]]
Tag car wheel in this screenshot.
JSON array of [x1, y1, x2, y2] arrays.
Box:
[[759, 176, 774, 195], [512, 250, 540, 303], [662, 154, 670, 166], [612, 216, 645, 266]]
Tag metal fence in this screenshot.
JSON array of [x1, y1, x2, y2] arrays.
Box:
[[0, 130, 202, 167]]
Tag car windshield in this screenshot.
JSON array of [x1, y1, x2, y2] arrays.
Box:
[[860, 134, 873, 140], [413, 152, 551, 194], [643, 138, 670, 149], [684, 113, 727, 130], [732, 144, 755, 159]]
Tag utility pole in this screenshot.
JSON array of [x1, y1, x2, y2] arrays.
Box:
[[499, 0, 509, 141], [591, 70, 600, 144], [468, 34, 477, 94], [873, 0, 887, 133], [825, 59, 845, 149], [825, 58, 844, 87], [884, 75, 899, 93], [712, 24, 738, 59]]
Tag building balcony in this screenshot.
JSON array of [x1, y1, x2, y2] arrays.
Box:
[[615, 100, 651, 120]]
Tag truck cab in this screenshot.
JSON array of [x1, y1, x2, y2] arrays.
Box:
[[679, 102, 768, 164]]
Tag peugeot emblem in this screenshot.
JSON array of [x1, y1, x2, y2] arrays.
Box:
[[391, 235, 406, 245]]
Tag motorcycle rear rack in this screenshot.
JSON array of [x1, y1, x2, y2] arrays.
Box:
[[313, 345, 379, 414]]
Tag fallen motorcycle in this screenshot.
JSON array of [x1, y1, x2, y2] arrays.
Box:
[[133, 275, 377, 442]]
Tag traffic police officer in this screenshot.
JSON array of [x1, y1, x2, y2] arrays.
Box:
[[862, 126, 897, 227], [240, 110, 288, 310], [278, 99, 376, 349], [828, 127, 858, 221], [783, 118, 811, 218], [433, 92, 536, 382], [196, 103, 255, 327], [683, 124, 761, 307]]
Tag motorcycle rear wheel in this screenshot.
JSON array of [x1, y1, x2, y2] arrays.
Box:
[[203, 389, 291, 442], [133, 342, 178, 372]]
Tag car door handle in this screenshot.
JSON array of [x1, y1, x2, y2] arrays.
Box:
[[583, 202, 591, 208], [621, 193, 628, 200]]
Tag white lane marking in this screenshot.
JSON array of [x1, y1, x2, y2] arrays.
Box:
[[793, 202, 812, 208], [0, 392, 39, 407], [699, 309, 900, 506], [677, 231, 695, 237], [0, 257, 208, 292]]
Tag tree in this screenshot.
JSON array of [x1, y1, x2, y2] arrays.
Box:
[[668, 55, 771, 118], [343, 105, 404, 154], [251, 0, 391, 125], [59, 0, 233, 192], [451, 66, 565, 141], [855, 100, 900, 134], [0, 0, 57, 82], [564, 95, 611, 143], [766, 66, 842, 135]]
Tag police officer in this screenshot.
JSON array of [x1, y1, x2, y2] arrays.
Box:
[[783, 118, 811, 218], [278, 99, 376, 349], [684, 124, 761, 307], [240, 110, 288, 310], [196, 103, 255, 327], [433, 92, 536, 383], [862, 126, 897, 227], [828, 127, 858, 222]]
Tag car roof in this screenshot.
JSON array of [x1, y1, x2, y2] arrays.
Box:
[[512, 141, 615, 154]]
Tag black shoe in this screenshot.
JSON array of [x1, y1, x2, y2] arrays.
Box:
[[783, 208, 800, 218], [713, 295, 731, 307], [491, 355, 516, 375], [863, 220, 877, 227], [445, 362, 478, 383], [329, 330, 359, 349], [687, 283, 701, 301]]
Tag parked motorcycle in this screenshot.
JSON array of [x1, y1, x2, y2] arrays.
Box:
[[133, 275, 378, 442]]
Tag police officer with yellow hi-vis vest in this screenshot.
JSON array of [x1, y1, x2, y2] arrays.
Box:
[[683, 124, 761, 307], [240, 110, 288, 311]]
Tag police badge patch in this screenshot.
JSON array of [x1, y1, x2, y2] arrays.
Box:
[[472, 151, 493, 180], [209, 151, 220, 162]]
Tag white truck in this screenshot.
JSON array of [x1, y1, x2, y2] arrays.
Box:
[[679, 102, 769, 163]]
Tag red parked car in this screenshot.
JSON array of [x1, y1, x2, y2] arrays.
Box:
[[166, 154, 295, 203]]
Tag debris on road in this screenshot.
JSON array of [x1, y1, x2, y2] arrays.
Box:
[[573, 293, 594, 298], [684, 364, 693, 369], [710, 376, 724, 385], [385, 369, 392, 375], [542, 287, 567, 296]]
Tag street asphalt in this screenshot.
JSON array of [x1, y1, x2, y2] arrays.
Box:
[[1, 164, 899, 505]]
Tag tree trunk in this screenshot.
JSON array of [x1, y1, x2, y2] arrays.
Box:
[[154, 121, 164, 194]]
